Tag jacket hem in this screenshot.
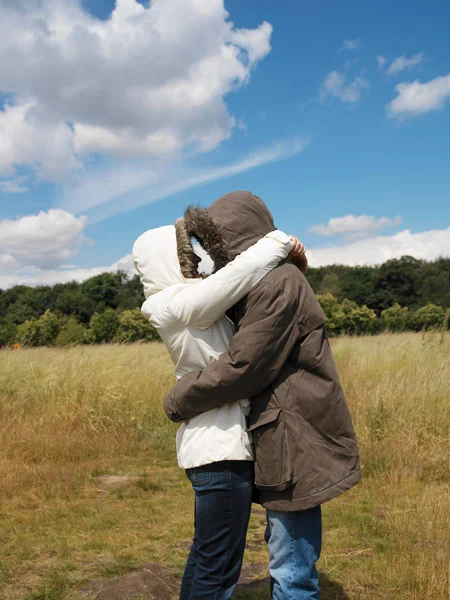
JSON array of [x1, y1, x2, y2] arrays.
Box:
[[261, 468, 362, 512]]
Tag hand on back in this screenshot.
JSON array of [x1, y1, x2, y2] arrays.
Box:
[[289, 236, 308, 273]]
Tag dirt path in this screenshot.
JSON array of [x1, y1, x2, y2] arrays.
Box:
[[77, 562, 269, 600]]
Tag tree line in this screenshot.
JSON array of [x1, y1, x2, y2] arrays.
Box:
[[0, 255, 448, 346]]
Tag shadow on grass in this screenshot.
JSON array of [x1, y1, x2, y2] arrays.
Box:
[[319, 572, 350, 599], [235, 572, 349, 600]]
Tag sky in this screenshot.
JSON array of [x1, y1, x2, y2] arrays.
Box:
[[0, 0, 449, 288]]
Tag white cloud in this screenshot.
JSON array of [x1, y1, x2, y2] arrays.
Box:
[[0, 252, 137, 289], [310, 214, 402, 240], [0, 176, 29, 193], [0, 254, 18, 271], [339, 39, 363, 52], [308, 227, 450, 267], [63, 137, 310, 223], [377, 55, 387, 70], [321, 71, 369, 104], [2, 226, 449, 289], [387, 73, 450, 119], [0, 0, 272, 180], [387, 52, 424, 75], [0, 209, 88, 269], [0, 103, 80, 180]]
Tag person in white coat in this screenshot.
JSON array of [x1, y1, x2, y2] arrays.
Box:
[[132, 218, 304, 600]]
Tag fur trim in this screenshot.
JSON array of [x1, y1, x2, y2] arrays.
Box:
[[183, 205, 231, 272], [174, 218, 198, 278]]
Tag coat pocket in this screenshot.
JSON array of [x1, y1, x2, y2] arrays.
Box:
[[248, 407, 294, 491]]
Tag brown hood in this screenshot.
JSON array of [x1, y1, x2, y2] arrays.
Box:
[[182, 191, 276, 273]]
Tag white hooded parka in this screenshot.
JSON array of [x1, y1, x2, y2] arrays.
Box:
[[132, 225, 293, 469]]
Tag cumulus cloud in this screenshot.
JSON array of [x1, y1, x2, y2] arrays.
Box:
[[321, 71, 369, 104], [339, 39, 363, 52], [0, 0, 272, 180], [0, 252, 138, 289], [0, 254, 18, 271], [387, 73, 450, 118], [387, 52, 424, 75], [2, 226, 449, 289], [0, 104, 80, 180], [307, 227, 450, 267], [0, 209, 88, 269], [310, 214, 402, 241]]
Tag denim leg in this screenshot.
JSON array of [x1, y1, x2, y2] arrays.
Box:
[[180, 461, 254, 600], [266, 506, 322, 600], [179, 510, 198, 599]]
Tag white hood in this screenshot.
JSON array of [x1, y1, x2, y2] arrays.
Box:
[[132, 225, 185, 298]]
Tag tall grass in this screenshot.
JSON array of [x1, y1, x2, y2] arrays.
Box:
[[0, 334, 449, 599]]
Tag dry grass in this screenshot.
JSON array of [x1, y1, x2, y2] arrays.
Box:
[[0, 334, 449, 599]]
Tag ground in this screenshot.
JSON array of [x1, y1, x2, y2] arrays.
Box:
[[0, 333, 449, 599]]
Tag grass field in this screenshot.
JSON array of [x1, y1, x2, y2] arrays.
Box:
[[0, 333, 449, 599]]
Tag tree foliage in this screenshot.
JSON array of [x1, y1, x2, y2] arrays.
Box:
[[381, 303, 409, 332], [411, 304, 446, 331], [0, 257, 448, 346], [116, 309, 160, 343], [307, 256, 449, 311]]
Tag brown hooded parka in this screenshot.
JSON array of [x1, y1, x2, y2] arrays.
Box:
[[164, 191, 361, 511]]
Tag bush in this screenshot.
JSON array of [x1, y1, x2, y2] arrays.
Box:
[[317, 294, 377, 335], [89, 308, 120, 343], [381, 303, 409, 332], [0, 320, 17, 346], [411, 304, 446, 331], [317, 294, 340, 334], [337, 299, 377, 335], [16, 310, 62, 347], [55, 317, 88, 347], [16, 318, 41, 347], [37, 310, 61, 345], [115, 309, 160, 343]]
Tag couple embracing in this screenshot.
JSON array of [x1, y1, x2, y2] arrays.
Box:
[[133, 191, 361, 600]]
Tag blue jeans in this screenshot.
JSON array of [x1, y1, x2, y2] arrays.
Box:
[[265, 506, 322, 600], [180, 460, 254, 600]]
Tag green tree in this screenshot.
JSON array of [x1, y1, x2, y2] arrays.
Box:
[[89, 308, 120, 343], [318, 273, 341, 297], [0, 320, 17, 346], [81, 273, 121, 314], [16, 318, 42, 347], [53, 282, 95, 323], [340, 266, 379, 308], [116, 274, 145, 311], [372, 256, 422, 311], [37, 310, 62, 345], [412, 304, 446, 331], [334, 299, 377, 335], [16, 310, 62, 346], [317, 294, 340, 334], [115, 308, 160, 343], [381, 303, 409, 332], [55, 317, 88, 347]]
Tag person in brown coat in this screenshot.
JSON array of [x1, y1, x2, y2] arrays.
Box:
[[164, 191, 361, 600]]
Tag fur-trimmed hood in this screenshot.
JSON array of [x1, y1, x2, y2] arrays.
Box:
[[177, 191, 276, 276]]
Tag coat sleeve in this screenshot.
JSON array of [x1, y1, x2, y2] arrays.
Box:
[[163, 281, 300, 422], [166, 231, 293, 329]]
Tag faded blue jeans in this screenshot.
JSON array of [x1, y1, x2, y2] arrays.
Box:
[[265, 506, 322, 600], [180, 460, 253, 600]]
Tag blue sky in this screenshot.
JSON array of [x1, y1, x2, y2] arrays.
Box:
[[0, 0, 449, 287]]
